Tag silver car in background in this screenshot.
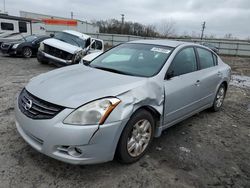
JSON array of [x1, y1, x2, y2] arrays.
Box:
[[15, 40, 231, 164]]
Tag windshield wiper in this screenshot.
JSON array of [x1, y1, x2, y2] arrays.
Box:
[[93, 66, 132, 76]]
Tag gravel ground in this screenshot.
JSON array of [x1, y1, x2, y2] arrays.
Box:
[[0, 55, 249, 188]]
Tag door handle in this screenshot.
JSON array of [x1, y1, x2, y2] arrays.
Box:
[[195, 80, 200, 86]]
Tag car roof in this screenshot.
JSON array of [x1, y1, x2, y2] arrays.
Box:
[[63, 30, 90, 40], [128, 39, 192, 48]]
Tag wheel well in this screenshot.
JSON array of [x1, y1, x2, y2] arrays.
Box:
[[114, 105, 161, 160], [221, 81, 228, 91], [134, 106, 161, 127]]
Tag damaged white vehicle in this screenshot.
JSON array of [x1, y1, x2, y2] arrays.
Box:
[[37, 30, 104, 66]]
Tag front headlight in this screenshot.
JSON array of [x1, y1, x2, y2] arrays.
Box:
[[39, 42, 44, 51], [63, 97, 121, 125], [12, 44, 19, 49]]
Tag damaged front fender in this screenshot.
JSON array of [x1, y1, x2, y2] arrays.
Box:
[[107, 79, 165, 137]]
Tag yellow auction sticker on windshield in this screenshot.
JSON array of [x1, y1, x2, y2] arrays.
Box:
[[151, 47, 171, 54]]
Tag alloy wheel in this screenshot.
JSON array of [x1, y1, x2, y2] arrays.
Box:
[[23, 48, 32, 58], [127, 119, 152, 157], [215, 87, 225, 108]]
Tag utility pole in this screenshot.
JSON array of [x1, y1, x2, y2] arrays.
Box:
[[201, 21, 206, 40], [71, 12, 74, 19], [121, 14, 124, 25], [3, 0, 6, 13], [121, 14, 125, 34]]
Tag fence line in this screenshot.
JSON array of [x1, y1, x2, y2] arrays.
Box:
[[86, 33, 250, 57], [48, 30, 250, 56]]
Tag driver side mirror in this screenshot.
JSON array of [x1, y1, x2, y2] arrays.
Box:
[[165, 71, 174, 80], [50, 33, 54, 37]]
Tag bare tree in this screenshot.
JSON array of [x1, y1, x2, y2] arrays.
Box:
[[94, 19, 159, 37], [180, 31, 191, 38], [224, 33, 233, 39], [208, 34, 216, 39], [191, 31, 200, 38], [156, 19, 176, 38]]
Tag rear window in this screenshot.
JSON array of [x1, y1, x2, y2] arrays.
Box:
[[197, 48, 215, 69], [1, 22, 14, 30]]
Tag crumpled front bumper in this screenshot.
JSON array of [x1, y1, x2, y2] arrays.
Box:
[[37, 50, 73, 66], [15, 99, 127, 165]]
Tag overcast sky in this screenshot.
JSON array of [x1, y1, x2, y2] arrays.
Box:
[[2, 0, 250, 38]]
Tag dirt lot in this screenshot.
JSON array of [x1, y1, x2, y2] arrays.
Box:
[[0, 55, 249, 188]]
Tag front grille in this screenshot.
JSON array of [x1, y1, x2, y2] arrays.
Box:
[[43, 44, 73, 60], [18, 88, 65, 119]]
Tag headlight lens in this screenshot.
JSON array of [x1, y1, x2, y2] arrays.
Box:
[[63, 98, 121, 125], [12, 44, 19, 49], [39, 42, 44, 51]]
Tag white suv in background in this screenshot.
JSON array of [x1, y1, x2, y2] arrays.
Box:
[[37, 30, 104, 66]]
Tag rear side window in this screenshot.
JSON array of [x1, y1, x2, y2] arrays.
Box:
[[1, 22, 14, 30], [168, 47, 197, 77], [18, 21, 27, 33], [212, 54, 218, 65], [197, 48, 215, 69]]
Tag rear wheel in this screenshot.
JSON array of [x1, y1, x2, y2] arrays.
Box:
[[117, 109, 155, 163], [211, 84, 226, 112], [22, 47, 32, 58]]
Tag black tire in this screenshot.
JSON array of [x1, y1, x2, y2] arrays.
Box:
[[116, 109, 155, 163], [211, 84, 226, 112], [37, 54, 48, 64], [22, 47, 32, 58], [37, 59, 48, 64]]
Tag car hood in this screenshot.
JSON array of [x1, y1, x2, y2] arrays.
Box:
[[26, 65, 146, 108], [82, 51, 103, 62], [42, 38, 82, 54], [3, 40, 23, 45]]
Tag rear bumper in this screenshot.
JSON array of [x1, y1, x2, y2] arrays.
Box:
[[37, 50, 73, 66], [15, 97, 127, 165]]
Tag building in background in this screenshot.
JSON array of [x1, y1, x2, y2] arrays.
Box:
[[20, 11, 99, 34]]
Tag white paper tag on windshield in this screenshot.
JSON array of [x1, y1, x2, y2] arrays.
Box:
[[151, 47, 171, 54]]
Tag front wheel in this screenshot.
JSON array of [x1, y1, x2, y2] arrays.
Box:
[[22, 47, 32, 58], [211, 84, 226, 112], [116, 109, 155, 163]]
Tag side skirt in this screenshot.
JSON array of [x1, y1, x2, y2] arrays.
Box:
[[154, 103, 212, 137]]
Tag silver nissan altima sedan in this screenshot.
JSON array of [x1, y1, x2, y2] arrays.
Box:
[[15, 40, 231, 164]]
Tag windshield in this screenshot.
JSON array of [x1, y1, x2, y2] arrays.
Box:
[[90, 43, 173, 77], [54, 32, 86, 48], [24, 35, 37, 42]]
